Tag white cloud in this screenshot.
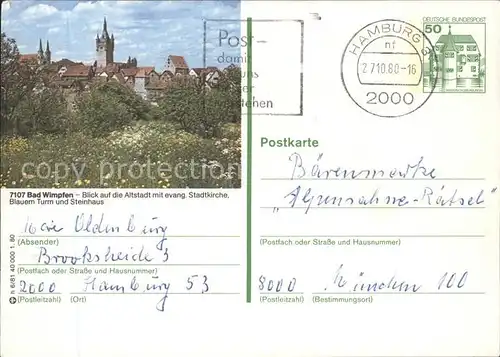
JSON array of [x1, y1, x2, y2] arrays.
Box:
[[53, 49, 69, 59], [73, 1, 105, 13], [48, 27, 62, 34], [20, 4, 59, 21], [114, 37, 132, 45], [114, 1, 147, 8], [2, 1, 241, 69]]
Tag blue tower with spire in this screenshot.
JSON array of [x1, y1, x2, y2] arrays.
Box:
[[95, 17, 114, 68]]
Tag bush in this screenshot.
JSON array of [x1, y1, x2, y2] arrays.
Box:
[[75, 82, 151, 136]]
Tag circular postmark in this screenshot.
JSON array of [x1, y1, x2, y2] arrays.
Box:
[[341, 19, 438, 118]]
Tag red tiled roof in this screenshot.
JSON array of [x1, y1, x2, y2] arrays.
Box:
[[19, 54, 38, 62], [121, 67, 139, 77], [169, 55, 188, 69], [97, 63, 121, 73], [55, 58, 79, 66], [135, 66, 154, 78], [61, 65, 91, 77]]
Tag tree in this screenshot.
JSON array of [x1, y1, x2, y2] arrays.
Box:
[[217, 65, 241, 124], [157, 85, 205, 135], [1, 32, 20, 135], [91, 81, 151, 118], [156, 66, 241, 138], [1, 32, 69, 136], [75, 81, 151, 136]]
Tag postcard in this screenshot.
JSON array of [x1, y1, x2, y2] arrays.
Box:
[[1, 1, 499, 356]]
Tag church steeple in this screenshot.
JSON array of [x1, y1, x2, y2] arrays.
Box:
[[45, 40, 51, 63], [96, 17, 114, 67], [37, 39, 44, 65], [101, 16, 109, 39]]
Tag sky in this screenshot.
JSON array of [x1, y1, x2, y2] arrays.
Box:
[[0, 0, 241, 70]]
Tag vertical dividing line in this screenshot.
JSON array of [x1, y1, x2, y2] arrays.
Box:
[[299, 20, 304, 116], [246, 17, 253, 303]]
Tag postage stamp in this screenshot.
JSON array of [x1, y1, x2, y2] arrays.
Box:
[[341, 19, 438, 118], [422, 17, 486, 93]]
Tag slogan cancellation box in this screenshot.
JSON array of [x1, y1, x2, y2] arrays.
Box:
[[203, 19, 303, 116]]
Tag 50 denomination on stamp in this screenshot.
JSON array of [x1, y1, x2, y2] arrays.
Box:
[[422, 17, 486, 93]]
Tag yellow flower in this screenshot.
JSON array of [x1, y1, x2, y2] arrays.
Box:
[[3, 137, 29, 155]]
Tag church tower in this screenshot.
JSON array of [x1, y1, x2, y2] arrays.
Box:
[[45, 40, 51, 64], [95, 17, 114, 68], [37, 39, 44, 65]]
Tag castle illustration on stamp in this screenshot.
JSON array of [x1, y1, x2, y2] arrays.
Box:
[[422, 20, 486, 93]]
